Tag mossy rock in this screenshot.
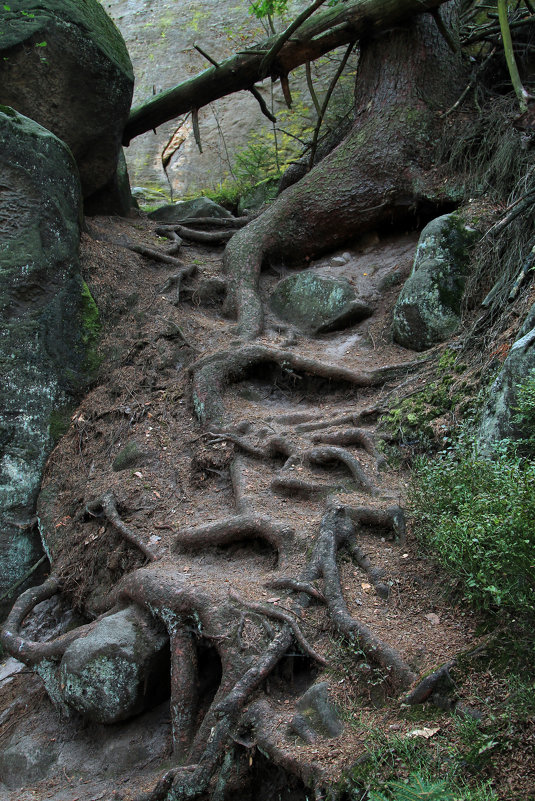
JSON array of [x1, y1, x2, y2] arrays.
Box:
[[270, 272, 373, 335], [0, 107, 98, 618], [148, 197, 232, 223], [392, 213, 478, 351], [59, 607, 168, 723], [0, 0, 134, 201]]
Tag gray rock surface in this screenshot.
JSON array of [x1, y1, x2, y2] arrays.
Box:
[[478, 323, 535, 452], [0, 0, 134, 201], [59, 606, 168, 723], [292, 681, 343, 740], [393, 213, 477, 351], [0, 106, 96, 618], [270, 272, 373, 334], [148, 197, 232, 223]]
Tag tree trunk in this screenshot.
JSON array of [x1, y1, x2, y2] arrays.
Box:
[[223, 8, 468, 338]]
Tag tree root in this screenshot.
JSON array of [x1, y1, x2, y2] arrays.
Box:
[[345, 539, 390, 599], [191, 344, 422, 424], [171, 225, 235, 245], [173, 514, 293, 555], [266, 577, 326, 603], [402, 659, 457, 705], [228, 590, 327, 666], [310, 428, 387, 471], [0, 577, 101, 666], [310, 507, 416, 689], [86, 491, 159, 562], [159, 216, 250, 229], [170, 626, 198, 756]]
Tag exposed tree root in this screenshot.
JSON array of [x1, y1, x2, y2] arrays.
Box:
[[228, 590, 327, 666], [86, 491, 159, 562], [170, 225, 235, 245], [173, 514, 293, 554], [310, 428, 387, 471], [191, 343, 423, 424], [1, 577, 102, 666], [309, 507, 416, 689]]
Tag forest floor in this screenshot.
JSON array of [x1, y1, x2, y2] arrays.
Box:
[[0, 214, 533, 801]]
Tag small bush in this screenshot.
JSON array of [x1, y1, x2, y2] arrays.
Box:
[[409, 437, 535, 619]]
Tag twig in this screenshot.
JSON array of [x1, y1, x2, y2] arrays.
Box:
[[192, 108, 203, 153], [259, 0, 328, 78], [306, 61, 321, 116], [194, 44, 220, 68], [249, 86, 277, 123]]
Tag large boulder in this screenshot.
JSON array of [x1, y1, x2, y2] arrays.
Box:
[[59, 607, 168, 723], [0, 106, 98, 618], [392, 213, 477, 351], [148, 197, 232, 223], [269, 272, 373, 335], [0, 0, 134, 203], [478, 320, 535, 452]]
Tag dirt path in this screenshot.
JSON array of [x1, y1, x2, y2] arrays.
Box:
[[0, 216, 478, 801]]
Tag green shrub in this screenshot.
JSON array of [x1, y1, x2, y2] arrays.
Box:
[[410, 437, 535, 619]]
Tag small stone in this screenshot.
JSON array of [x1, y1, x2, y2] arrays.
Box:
[[425, 613, 440, 625]]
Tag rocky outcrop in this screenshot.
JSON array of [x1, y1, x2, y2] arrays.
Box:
[[59, 606, 168, 723], [478, 319, 535, 452], [392, 213, 477, 351], [0, 106, 98, 618], [0, 0, 134, 204], [269, 272, 373, 335]]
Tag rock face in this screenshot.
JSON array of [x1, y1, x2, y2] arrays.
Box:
[[103, 0, 354, 197], [270, 272, 373, 334], [392, 213, 477, 351], [59, 607, 168, 723], [0, 106, 97, 618], [478, 322, 535, 452], [0, 0, 134, 202]]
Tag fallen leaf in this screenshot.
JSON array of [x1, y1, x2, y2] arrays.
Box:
[[267, 597, 280, 603], [134, 471, 143, 478], [401, 553, 409, 559], [361, 582, 372, 591], [406, 726, 440, 739]]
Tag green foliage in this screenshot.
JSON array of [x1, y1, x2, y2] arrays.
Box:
[[514, 368, 535, 451], [409, 433, 535, 619], [380, 351, 468, 443], [369, 774, 455, 801]]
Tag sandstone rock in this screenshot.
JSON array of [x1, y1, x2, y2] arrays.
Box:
[[0, 0, 134, 202], [59, 606, 168, 723], [148, 197, 232, 223], [270, 272, 373, 334], [0, 106, 97, 618], [478, 322, 535, 452], [292, 682, 343, 740], [392, 213, 477, 351]]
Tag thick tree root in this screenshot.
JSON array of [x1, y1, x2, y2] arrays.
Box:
[[173, 514, 294, 555], [310, 507, 416, 689], [191, 343, 422, 424], [0, 577, 102, 665], [86, 491, 159, 562]]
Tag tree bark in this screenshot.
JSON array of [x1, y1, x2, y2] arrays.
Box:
[[123, 0, 450, 144]]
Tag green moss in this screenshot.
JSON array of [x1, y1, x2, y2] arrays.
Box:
[[0, 0, 133, 78], [48, 404, 74, 443]]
